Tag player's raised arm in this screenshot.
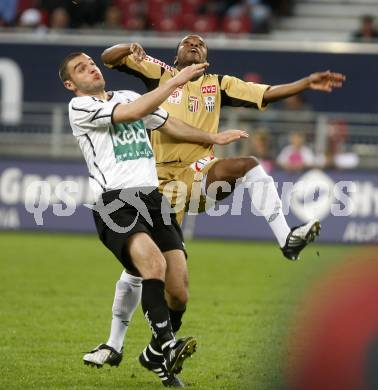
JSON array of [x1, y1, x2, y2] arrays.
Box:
[[102, 43, 146, 66], [159, 116, 248, 145], [112, 63, 208, 123], [263, 71, 346, 103]]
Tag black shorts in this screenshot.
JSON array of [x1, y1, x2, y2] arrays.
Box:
[[92, 187, 186, 272]]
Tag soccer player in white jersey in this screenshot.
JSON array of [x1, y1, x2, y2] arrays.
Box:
[[60, 52, 248, 387]]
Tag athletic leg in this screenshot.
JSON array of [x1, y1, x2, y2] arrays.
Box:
[[139, 250, 190, 387], [83, 269, 142, 367], [129, 233, 196, 377], [205, 157, 320, 258]]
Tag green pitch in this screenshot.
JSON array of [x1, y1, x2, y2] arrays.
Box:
[[0, 232, 355, 390]]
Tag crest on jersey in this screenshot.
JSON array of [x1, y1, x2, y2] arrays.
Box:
[[167, 87, 183, 104], [188, 96, 199, 113], [204, 95, 215, 112]]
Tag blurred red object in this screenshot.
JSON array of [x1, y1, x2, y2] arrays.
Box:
[[287, 256, 378, 390], [123, 15, 147, 30], [153, 15, 180, 32], [147, 0, 179, 25], [222, 16, 251, 34], [243, 72, 263, 83], [184, 14, 218, 33], [181, 0, 204, 14]]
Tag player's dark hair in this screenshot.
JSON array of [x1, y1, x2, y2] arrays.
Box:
[[59, 52, 84, 82]]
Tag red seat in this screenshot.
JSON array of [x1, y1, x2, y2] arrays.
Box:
[[123, 15, 147, 30], [184, 14, 218, 33], [147, 0, 179, 26], [17, 0, 38, 14], [181, 0, 204, 14], [153, 15, 180, 32], [222, 16, 252, 34]]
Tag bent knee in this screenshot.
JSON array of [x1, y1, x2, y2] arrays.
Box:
[[235, 157, 259, 176]]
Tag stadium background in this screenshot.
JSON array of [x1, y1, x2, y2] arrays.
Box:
[[1, 1, 378, 389]]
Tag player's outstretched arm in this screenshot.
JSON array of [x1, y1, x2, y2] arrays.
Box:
[[160, 116, 248, 145], [263, 71, 346, 103], [101, 43, 146, 66], [112, 64, 208, 123]]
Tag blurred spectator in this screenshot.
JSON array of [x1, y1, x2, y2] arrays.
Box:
[[317, 120, 359, 170], [277, 131, 314, 171], [49, 7, 70, 30], [352, 15, 378, 42], [123, 0, 148, 31], [0, 0, 19, 26], [226, 0, 272, 33], [249, 128, 275, 173], [281, 94, 312, 112], [277, 94, 314, 135], [101, 5, 123, 30], [4, 0, 286, 33], [18, 7, 46, 32]]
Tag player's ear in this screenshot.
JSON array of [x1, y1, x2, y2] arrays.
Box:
[[64, 79, 75, 92]]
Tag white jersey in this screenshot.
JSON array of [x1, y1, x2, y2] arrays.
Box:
[[69, 90, 168, 199]]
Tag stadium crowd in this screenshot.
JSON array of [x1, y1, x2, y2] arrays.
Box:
[[0, 0, 293, 34]]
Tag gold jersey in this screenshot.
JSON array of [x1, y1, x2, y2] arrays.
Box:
[[106, 54, 270, 164]]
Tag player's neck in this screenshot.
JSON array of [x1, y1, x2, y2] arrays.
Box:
[[176, 62, 204, 81], [77, 90, 108, 100]]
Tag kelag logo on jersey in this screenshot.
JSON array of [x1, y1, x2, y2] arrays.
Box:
[[111, 120, 153, 162], [188, 96, 199, 112]]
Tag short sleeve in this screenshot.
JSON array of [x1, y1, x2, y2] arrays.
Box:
[[220, 75, 270, 110], [69, 96, 119, 136], [143, 107, 169, 130], [117, 90, 168, 130]]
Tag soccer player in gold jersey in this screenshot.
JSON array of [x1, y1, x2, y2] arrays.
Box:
[[83, 35, 345, 386]]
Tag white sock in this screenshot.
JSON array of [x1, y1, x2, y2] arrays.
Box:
[[106, 271, 142, 352], [245, 164, 291, 248]]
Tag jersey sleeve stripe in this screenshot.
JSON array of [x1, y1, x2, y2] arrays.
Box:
[[149, 112, 169, 131], [89, 174, 106, 191], [220, 89, 259, 109], [110, 102, 121, 125], [84, 134, 108, 186], [71, 106, 98, 113]]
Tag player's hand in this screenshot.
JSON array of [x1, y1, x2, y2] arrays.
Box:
[[308, 71, 346, 92], [212, 130, 249, 145], [173, 63, 209, 86], [130, 43, 146, 63]]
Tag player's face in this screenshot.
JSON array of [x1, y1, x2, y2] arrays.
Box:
[[64, 54, 105, 95], [175, 35, 208, 69]]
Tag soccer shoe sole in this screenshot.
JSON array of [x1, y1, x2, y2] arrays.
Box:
[[305, 220, 321, 243], [169, 337, 197, 375]]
